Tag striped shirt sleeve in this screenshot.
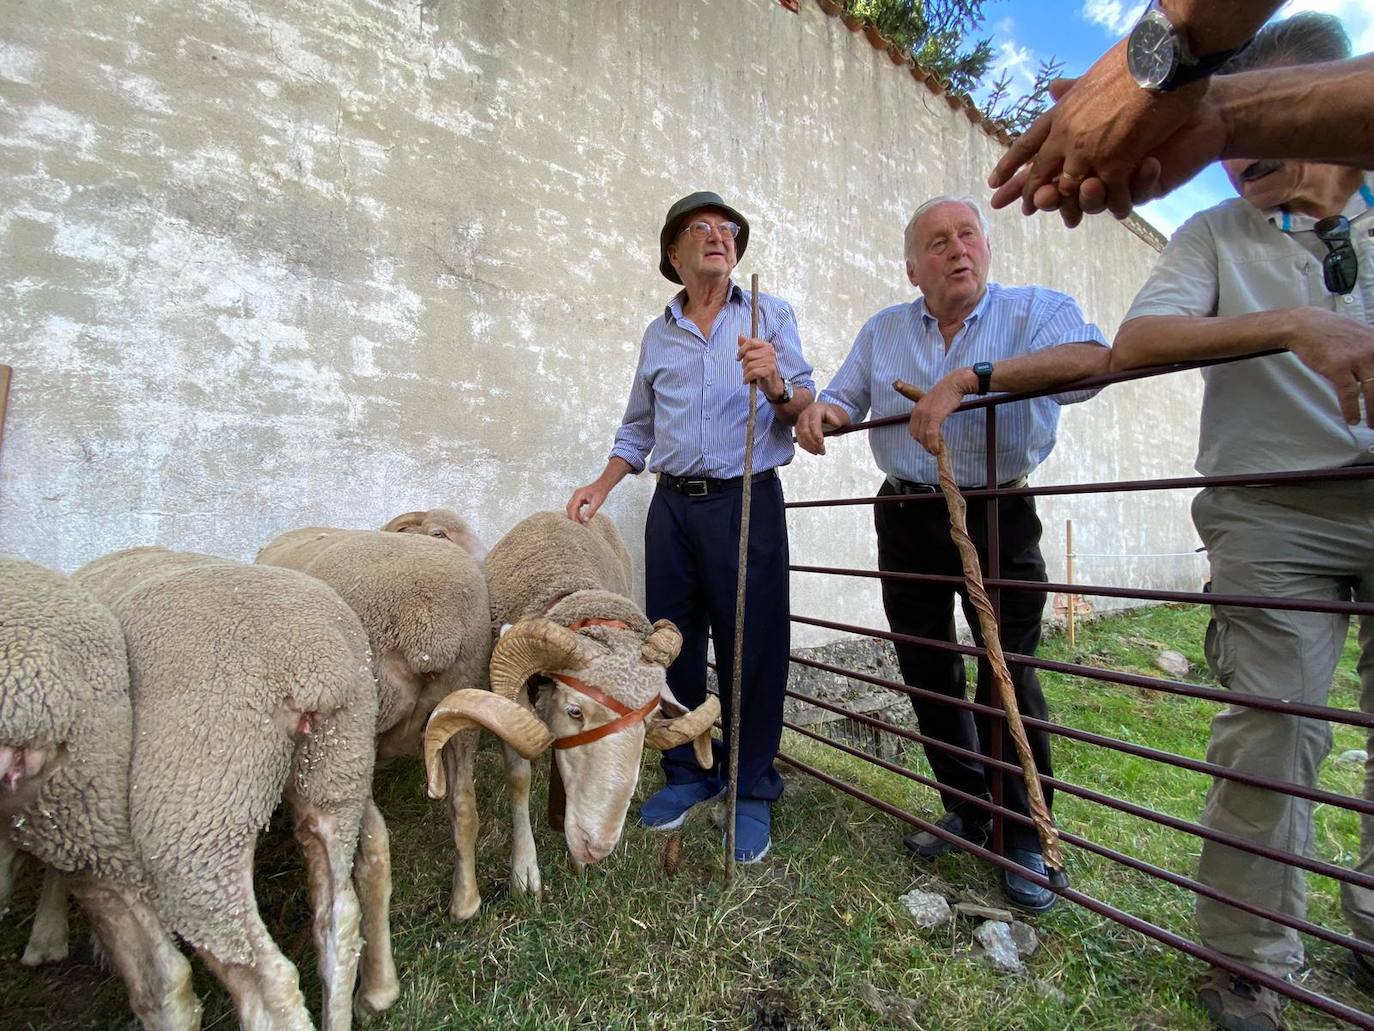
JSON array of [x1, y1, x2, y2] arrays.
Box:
[[608, 328, 656, 472]]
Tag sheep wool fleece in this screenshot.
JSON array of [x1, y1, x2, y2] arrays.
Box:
[[74, 548, 378, 963], [485, 512, 633, 627], [0, 559, 143, 887]]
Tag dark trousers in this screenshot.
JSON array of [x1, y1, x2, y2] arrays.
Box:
[[645, 477, 789, 802], [873, 478, 1053, 851]]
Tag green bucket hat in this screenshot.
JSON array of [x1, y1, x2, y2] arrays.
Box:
[[658, 191, 750, 284]]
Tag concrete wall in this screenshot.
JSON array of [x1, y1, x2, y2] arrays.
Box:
[[0, 0, 1205, 645]]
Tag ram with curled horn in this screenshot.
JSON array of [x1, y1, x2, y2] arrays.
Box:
[[423, 511, 718, 917]]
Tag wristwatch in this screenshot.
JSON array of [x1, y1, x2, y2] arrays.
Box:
[[972, 361, 994, 396], [1126, 0, 1247, 93], [767, 379, 794, 405]]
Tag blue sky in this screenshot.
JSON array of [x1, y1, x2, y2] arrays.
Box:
[[977, 1, 1374, 236]]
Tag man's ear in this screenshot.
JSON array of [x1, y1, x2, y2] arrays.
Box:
[[906, 259, 919, 289], [668, 242, 681, 274]]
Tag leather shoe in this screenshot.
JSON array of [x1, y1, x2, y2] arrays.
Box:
[[1001, 846, 1058, 912], [902, 809, 990, 859]]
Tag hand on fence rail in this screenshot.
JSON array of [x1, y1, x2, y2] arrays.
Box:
[[795, 401, 850, 455]]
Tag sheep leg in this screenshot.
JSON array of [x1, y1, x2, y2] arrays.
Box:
[[291, 804, 364, 1031], [502, 743, 542, 900], [20, 863, 69, 965], [197, 855, 313, 1031], [71, 876, 202, 1031], [0, 830, 21, 917], [351, 799, 398, 1021], [441, 730, 482, 920]]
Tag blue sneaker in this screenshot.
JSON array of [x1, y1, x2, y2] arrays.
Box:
[[639, 779, 724, 830], [732, 799, 771, 864]]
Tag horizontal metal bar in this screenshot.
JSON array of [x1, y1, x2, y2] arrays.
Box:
[[789, 688, 1374, 893], [785, 463, 1374, 509], [790, 564, 1374, 618], [827, 350, 1288, 437], [778, 752, 1374, 1029], [792, 613, 1374, 729], [790, 654, 1374, 818], [785, 720, 1374, 961]]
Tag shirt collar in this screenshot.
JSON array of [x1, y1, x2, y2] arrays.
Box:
[[1266, 172, 1374, 233], [914, 282, 995, 327], [664, 279, 746, 324]]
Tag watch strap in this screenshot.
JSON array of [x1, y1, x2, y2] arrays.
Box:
[[973, 362, 993, 396]]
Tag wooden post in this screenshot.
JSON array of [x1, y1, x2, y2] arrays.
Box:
[[0, 364, 11, 459], [1066, 519, 1075, 651]]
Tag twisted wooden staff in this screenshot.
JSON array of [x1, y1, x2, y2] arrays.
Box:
[[893, 379, 1067, 886], [724, 273, 762, 880]]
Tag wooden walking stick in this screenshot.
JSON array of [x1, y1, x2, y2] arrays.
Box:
[[0, 365, 11, 460], [724, 273, 762, 880], [893, 378, 1069, 887]]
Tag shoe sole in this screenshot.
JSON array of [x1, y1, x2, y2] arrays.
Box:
[[641, 786, 725, 832]]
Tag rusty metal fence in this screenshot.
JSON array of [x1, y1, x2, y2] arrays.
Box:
[[777, 353, 1374, 1028]]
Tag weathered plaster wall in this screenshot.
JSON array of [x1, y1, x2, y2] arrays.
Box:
[[0, 0, 1203, 644]]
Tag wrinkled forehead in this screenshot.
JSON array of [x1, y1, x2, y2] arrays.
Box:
[[917, 201, 982, 241], [683, 206, 734, 226]]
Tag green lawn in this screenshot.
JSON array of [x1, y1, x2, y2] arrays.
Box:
[[1, 605, 1369, 1029]]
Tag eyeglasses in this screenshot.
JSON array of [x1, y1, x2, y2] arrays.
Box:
[[1314, 215, 1358, 296], [679, 220, 741, 242]]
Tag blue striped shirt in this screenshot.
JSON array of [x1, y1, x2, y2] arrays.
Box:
[[610, 281, 816, 477], [819, 283, 1107, 486]]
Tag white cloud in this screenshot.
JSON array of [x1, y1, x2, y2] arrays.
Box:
[[989, 38, 1038, 92], [1078, 0, 1145, 37]]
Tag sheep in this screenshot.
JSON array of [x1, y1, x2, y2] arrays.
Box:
[[1, 557, 201, 1030], [421, 511, 719, 917], [255, 522, 491, 922], [74, 547, 389, 1031], [381, 508, 487, 563]]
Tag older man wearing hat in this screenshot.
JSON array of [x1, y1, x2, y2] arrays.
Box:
[[565, 191, 814, 862]]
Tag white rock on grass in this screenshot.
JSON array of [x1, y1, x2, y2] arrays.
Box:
[[1008, 920, 1039, 958], [898, 888, 952, 928], [1154, 649, 1191, 677], [953, 902, 1015, 923], [1337, 749, 1368, 765], [974, 920, 1024, 973]]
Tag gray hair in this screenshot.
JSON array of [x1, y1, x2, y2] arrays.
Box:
[[903, 195, 991, 262], [1220, 12, 1350, 75]]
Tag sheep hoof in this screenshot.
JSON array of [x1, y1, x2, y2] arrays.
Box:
[[447, 892, 481, 922], [354, 982, 400, 1022], [20, 938, 68, 967]]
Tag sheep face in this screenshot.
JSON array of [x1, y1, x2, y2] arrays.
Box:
[[381, 509, 487, 565]]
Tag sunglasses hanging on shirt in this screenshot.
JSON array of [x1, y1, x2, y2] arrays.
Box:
[[1314, 215, 1359, 296]]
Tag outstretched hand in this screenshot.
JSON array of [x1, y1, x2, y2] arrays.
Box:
[[987, 42, 1212, 227]]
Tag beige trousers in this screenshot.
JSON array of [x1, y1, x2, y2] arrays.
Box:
[[1192, 481, 1374, 977]]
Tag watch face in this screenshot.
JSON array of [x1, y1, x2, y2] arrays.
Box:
[[1128, 16, 1177, 89]]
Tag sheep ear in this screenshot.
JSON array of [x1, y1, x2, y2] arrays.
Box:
[[423, 690, 553, 798], [381, 511, 426, 533]]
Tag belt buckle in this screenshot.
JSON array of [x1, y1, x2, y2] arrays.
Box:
[[685, 478, 710, 497]]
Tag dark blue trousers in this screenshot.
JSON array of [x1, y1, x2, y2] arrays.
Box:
[[644, 476, 790, 802]]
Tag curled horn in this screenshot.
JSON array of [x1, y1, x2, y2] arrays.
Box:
[[381, 511, 426, 533], [423, 691, 553, 798], [489, 619, 601, 701], [640, 619, 683, 667], [645, 687, 720, 770]]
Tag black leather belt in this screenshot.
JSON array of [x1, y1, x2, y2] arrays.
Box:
[[889, 475, 1028, 495], [658, 469, 777, 497]]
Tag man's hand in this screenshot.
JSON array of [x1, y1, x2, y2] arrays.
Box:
[[795, 402, 850, 456], [988, 41, 1208, 226], [1286, 308, 1374, 427], [565, 481, 610, 523], [737, 335, 784, 399], [904, 369, 976, 454]]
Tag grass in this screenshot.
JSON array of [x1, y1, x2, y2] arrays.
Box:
[[1, 605, 1369, 1029]]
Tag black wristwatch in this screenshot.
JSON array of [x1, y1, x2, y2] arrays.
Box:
[[1127, 0, 1247, 93], [972, 361, 994, 396], [767, 379, 794, 405]]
